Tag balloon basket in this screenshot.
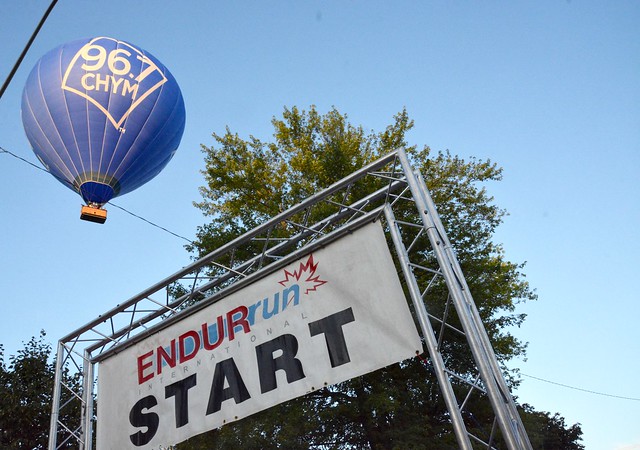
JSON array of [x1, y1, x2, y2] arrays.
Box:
[[80, 205, 107, 224]]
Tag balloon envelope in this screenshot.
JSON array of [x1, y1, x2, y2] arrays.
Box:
[[21, 36, 185, 205]]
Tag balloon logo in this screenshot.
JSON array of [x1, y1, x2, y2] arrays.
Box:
[[21, 37, 185, 222]]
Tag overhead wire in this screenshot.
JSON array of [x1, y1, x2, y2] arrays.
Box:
[[520, 372, 640, 402], [0, 0, 59, 99], [417, 355, 640, 402], [107, 202, 193, 243], [1, 145, 193, 243]]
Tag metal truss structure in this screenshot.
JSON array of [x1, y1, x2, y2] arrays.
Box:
[[49, 148, 531, 449]]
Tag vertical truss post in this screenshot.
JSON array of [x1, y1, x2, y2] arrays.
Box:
[[48, 341, 65, 450], [81, 351, 95, 450], [396, 148, 532, 450], [415, 169, 531, 448], [384, 204, 473, 450]]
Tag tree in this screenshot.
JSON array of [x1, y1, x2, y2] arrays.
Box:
[[181, 106, 582, 449], [0, 331, 81, 450], [519, 404, 584, 450]]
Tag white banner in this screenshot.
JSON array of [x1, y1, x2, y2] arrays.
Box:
[[96, 220, 423, 449]]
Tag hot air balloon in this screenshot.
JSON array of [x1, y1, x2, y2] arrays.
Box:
[[21, 36, 185, 223]]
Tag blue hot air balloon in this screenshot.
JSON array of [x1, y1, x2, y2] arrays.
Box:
[[21, 36, 185, 223]]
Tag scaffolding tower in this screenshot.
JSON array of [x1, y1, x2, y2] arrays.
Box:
[[49, 147, 532, 449]]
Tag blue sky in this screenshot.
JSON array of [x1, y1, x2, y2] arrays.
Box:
[[1, 1, 638, 448]]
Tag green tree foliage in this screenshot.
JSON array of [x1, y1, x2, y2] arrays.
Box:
[[181, 106, 582, 449], [519, 404, 584, 450], [0, 331, 81, 450]]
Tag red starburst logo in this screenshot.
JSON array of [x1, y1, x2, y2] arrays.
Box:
[[279, 254, 327, 295]]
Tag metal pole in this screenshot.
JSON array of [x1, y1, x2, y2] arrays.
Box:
[[415, 170, 532, 448], [384, 204, 473, 450], [81, 351, 95, 450], [48, 341, 65, 450], [395, 147, 531, 450]]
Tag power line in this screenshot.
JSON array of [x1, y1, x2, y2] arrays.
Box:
[[521, 372, 640, 402], [0, 0, 59, 99], [1, 146, 49, 173], [416, 354, 640, 403], [107, 202, 193, 243], [1, 145, 193, 243]]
